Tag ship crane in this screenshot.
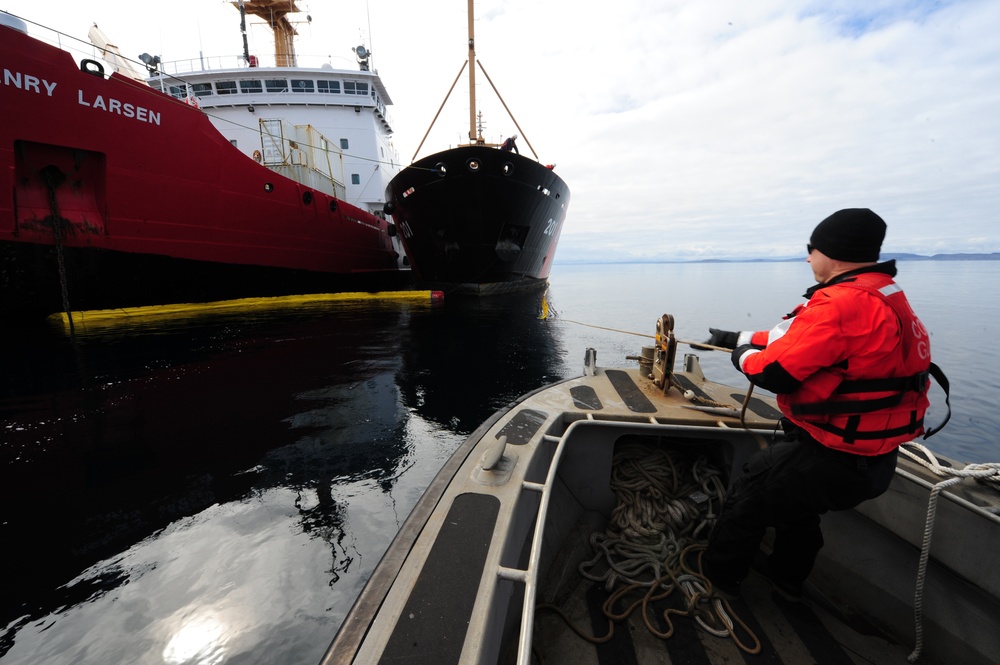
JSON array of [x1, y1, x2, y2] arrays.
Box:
[[87, 23, 146, 82]]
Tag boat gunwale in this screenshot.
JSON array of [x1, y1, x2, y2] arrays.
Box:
[[319, 377, 578, 664]]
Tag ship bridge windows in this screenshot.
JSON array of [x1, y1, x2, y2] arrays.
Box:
[[344, 81, 369, 95], [265, 79, 288, 93], [240, 79, 263, 93], [177, 76, 373, 100]]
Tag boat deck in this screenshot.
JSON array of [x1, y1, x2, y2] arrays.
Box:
[[526, 517, 916, 665], [327, 332, 997, 665]]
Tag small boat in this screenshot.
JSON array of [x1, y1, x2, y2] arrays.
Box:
[[383, 0, 570, 295], [1, 3, 406, 320], [324, 314, 1000, 665]]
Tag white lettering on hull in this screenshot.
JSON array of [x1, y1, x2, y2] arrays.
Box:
[[77, 90, 161, 125], [5, 67, 161, 126], [3, 68, 57, 95]]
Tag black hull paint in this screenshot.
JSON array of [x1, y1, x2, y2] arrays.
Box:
[[0, 242, 412, 319], [386, 146, 570, 292]]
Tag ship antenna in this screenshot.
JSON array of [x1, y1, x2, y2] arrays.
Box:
[[366, 1, 375, 71]]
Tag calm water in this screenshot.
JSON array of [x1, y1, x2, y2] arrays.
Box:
[[1, 261, 997, 664]]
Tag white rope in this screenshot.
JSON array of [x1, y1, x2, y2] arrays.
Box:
[[575, 442, 764, 651], [899, 441, 1000, 490], [898, 442, 1000, 663]]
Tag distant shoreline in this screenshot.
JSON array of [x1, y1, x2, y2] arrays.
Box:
[[555, 252, 1000, 265]]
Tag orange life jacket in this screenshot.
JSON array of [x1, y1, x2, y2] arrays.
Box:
[[745, 271, 933, 454]]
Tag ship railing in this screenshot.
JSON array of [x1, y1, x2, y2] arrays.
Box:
[[265, 164, 346, 200], [11, 15, 136, 80], [258, 119, 348, 200], [157, 53, 362, 76]]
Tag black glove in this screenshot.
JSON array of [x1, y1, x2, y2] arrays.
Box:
[[731, 344, 759, 372], [691, 328, 739, 350]]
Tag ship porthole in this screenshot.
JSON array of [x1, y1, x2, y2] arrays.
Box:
[[466, 159, 480, 172], [302, 191, 313, 205], [330, 199, 338, 212], [264, 182, 274, 192], [435, 162, 448, 178], [502, 162, 513, 176]]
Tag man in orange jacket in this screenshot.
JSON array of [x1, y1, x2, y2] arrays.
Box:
[[700, 208, 933, 602]]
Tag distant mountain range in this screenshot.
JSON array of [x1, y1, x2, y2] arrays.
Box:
[[881, 252, 1000, 261], [772, 252, 1000, 263], [557, 252, 1000, 265]]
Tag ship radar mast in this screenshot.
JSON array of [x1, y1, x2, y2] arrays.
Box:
[[232, 0, 306, 67], [411, 0, 538, 160], [467, 0, 478, 144]]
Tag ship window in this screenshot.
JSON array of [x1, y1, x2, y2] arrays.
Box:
[[291, 79, 314, 93], [240, 79, 263, 93], [340, 139, 349, 149], [344, 81, 368, 95], [317, 80, 340, 94], [216, 80, 238, 95], [351, 174, 360, 185], [191, 82, 213, 97], [265, 79, 288, 93], [167, 84, 187, 99]]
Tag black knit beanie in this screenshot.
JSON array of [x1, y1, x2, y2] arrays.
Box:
[[809, 208, 886, 262]]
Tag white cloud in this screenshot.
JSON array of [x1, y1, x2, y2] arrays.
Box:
[[6, 0, 998, 260]]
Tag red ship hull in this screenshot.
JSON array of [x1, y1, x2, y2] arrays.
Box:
[[1, 24, 403, 318]]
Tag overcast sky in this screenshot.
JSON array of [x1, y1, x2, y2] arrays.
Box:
[[6, 0, 999, 261]]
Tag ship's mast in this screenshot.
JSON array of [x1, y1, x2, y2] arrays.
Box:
[[467, 0, 479, 144], [233, 0, 301, 67]]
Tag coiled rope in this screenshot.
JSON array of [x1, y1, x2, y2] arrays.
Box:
[[896, 442, 1000, 663], [537, 441, 762, 655]]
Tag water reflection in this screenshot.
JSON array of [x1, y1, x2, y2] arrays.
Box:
[[163, 613, 227, 665], [397, 291, 565, 432], [0, 289, 566, 663], [0, 299, 444, 663]]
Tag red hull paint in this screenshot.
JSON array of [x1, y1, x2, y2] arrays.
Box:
[[1, 25, 401, 316]]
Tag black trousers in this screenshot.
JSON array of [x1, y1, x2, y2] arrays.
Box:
[[703, 433, 897, 590]]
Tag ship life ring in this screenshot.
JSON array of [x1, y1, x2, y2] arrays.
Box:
[[184, 95, 200, 109], [252, 149, 262, 163], [80, 59, 105, 77]]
